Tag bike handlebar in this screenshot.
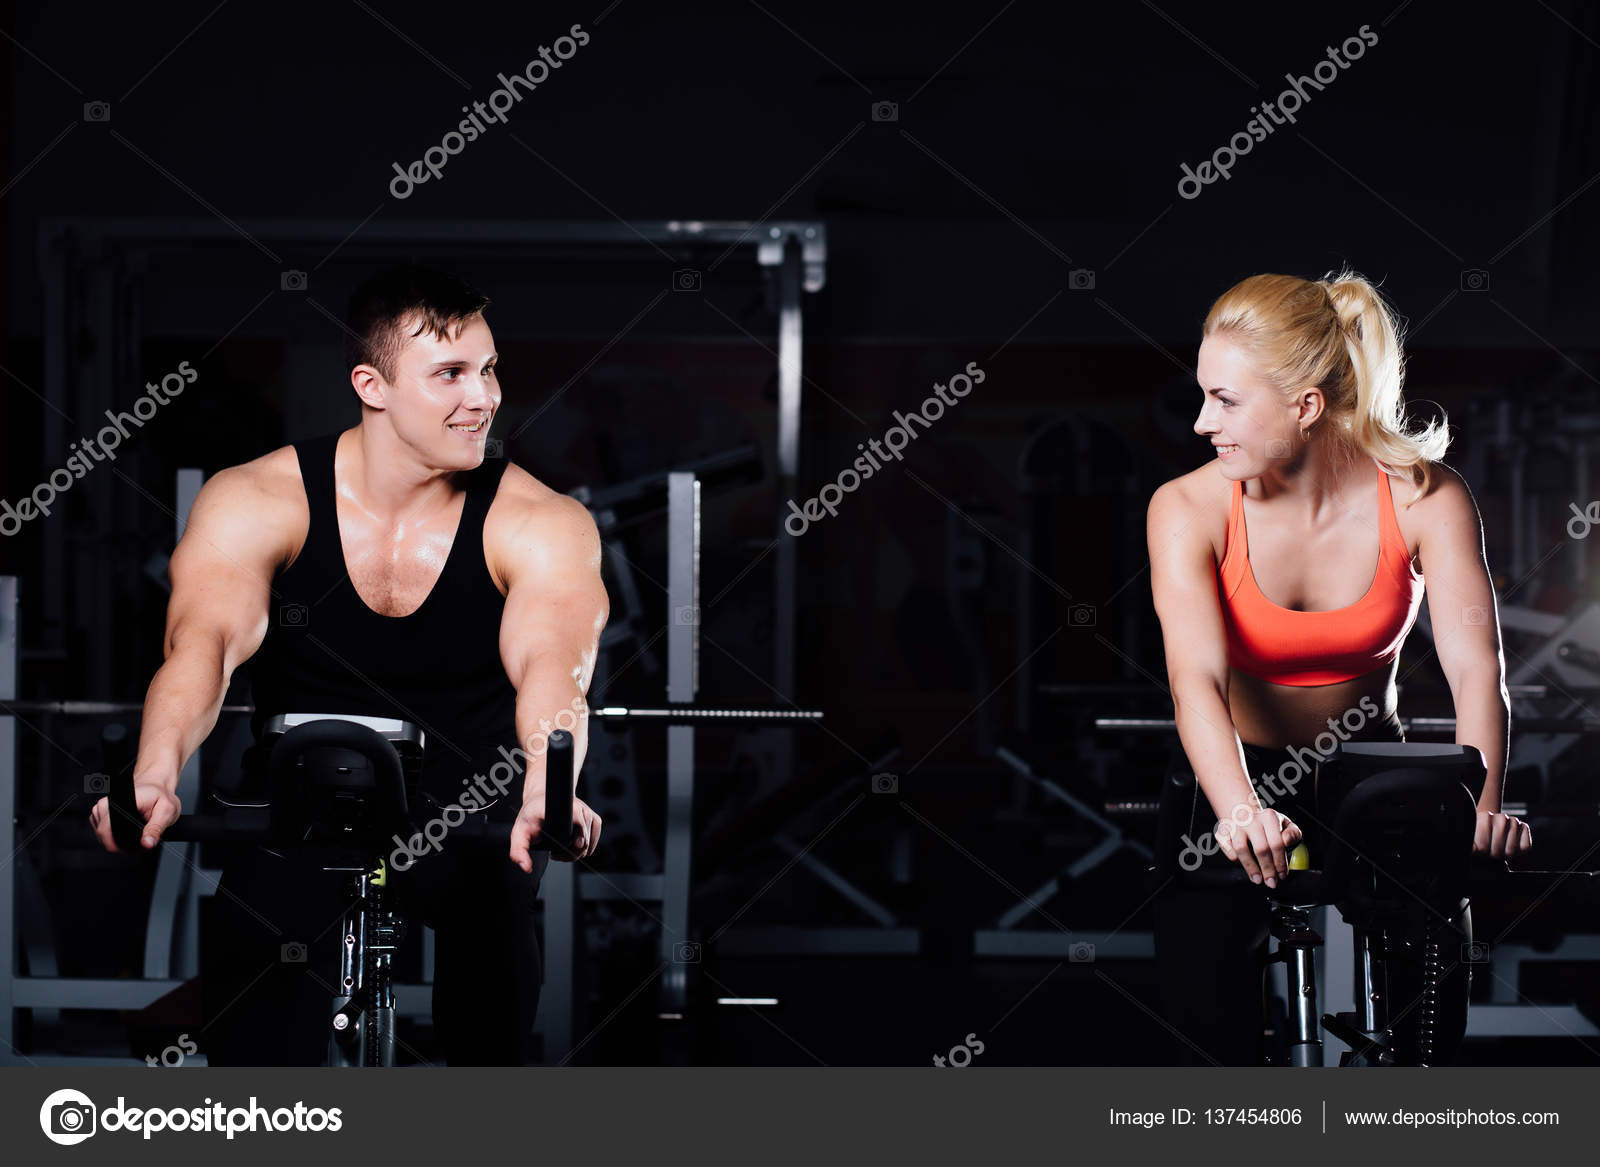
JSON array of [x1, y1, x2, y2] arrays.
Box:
[[1171, 852, 1526, 898], [110, 722, 579, 860], [1174, 863, 1323, 893]]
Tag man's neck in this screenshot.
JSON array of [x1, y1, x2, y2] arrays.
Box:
[[340, 424, 462, 527]]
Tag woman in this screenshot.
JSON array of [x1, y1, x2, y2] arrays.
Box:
[[1145, 270, 1531, 1065]]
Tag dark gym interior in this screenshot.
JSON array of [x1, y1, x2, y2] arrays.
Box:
[[3, 0, 1599, 1070]]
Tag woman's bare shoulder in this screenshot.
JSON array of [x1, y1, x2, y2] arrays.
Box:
[[1152, 462, 1232, 517], [1381, 460, 1478, 570], [1149, 462, 1231, 557], [1388, 460, 1475, 523]]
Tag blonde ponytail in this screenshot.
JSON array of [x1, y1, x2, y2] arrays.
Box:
[[1203, 269, 1449, 506]]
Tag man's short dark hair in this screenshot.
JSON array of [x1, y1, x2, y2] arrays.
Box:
[[344, 265, 491, 382]]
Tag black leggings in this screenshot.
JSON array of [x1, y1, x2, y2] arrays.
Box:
[[1151, 724, 1471, 1066], [201, 796, 549, 1067]]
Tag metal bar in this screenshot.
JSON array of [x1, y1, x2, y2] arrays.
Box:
[[1094, 716, 1600, 735], [773, 833, 898, 927], [39, 233, 66, 657], [667, 474, 699, 700], [41, 217, 826, 250], [0, 578, 14, 700], [0, 577, 16, 1059], [971, 931, 1155, 959], [0, 701, 253, 715], [1288, 938, 1323, 1066], [660, 474, 698, 1017], [593, 706, 822, 722], [995, 876, 1062, 931], [1322, 907, 1357, 1063], [1057, 683, 1555, 699], [144, 470, 207, 981], [1, 701, 822, 720], [995, 746, 1149, 856], [1466, 1004, 1600, 1037], [775, 236, 801, 705], [176, 469, 202, 541], [988, 746, 1151, 925], [1488, 937, 1600, 1004], [577, 873, 664, 900], [11, 978, 186, 1009], [84, 262, 116, 696], [715, 928, 921, 956], [537, 859, 576, 1062]]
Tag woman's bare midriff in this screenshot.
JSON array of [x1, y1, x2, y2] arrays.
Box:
[[1226, 661, 1400, 751]]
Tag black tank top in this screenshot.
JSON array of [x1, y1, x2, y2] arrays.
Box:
[[245, 432, 519, 807]]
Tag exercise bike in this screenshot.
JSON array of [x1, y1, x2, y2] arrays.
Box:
[[1158, 741, 1484, 1067], [109, 713, 576, 1067]]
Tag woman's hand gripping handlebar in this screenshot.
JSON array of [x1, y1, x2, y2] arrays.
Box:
[[1183, 838, 1317, 893], [1214, 806, 1304, 890]]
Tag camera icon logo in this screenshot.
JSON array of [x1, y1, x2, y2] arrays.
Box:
[[871, 101, 898, 122], [484, 438, 504, 459], [83, 101, 111, 123], [674, 941, 701, 963], [1463, 605, 1488, 627], [1461, 941, 1489, 963], [1069, 941, 1096, 963], [1266, 438, 1292, 459], [280, 270, 308, 292], [1460, 268, 1490, 293], [674, 605, 700, 626], [84, 773, 110, 795], [1068, 268, 1096, 291], [280, 941, 307, 963], [672, 268, 702, 292], [279, 603, 308, 627], [871, 772, 898, 794], [40, 1088, 97, 1145], [1069, 603, 1096, 627]]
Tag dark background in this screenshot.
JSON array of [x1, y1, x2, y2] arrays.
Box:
[[3, 0, 1599, 1066]]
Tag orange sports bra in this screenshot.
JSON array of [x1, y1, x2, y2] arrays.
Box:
[[1217, 460, 1425, 686]]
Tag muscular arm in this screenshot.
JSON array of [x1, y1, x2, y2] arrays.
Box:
[[93, 466, 282, 849], [1416, 467, 1523, 853], [496, 493, 609, 865]]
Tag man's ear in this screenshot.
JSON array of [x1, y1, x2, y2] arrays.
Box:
[[351, 364, 387, 410]]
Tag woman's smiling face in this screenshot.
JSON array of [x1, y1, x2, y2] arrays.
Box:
[[1194, 332, 1301, 476]]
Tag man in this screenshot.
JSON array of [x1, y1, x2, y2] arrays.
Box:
[[88, 265, 609, 1064]]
